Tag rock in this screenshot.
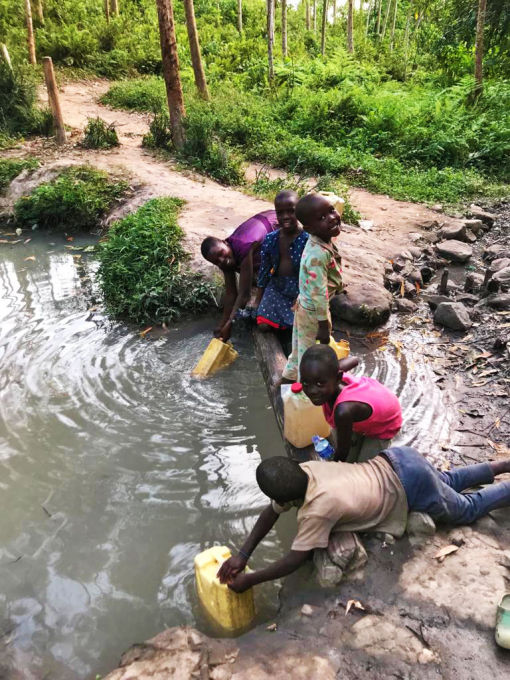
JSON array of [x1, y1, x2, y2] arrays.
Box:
[[422, 294, 451, 311], [456, 293, 479, 306], [420, 219, 440, 230], [483, 244, 510, 262], [464, 229, 477, 243], [491, 258, 510, 272], [408, 269, 423, 287], [436, 240, 473, 263], [486, 294, 510, 311], [330, 284, 392, 328], [498, 551, 510, 569], [301, 604, 314, 617], [407, 512, 436, 537], [448, 528, 466, 546], [463, 219, 484, 235], [384, 272, 404, 290], [431, 204, 443, 212], [399, 249, 413, 261], [464, 272, 485, 293], [403, 281, 417, 298], [418, 649, 437, 665], [409, 246, 422, 259], [392, 257, 409, 273], [439, 223, 467, 242], [420, 265, 435, 284], [434, 302, 472, 331], [469, 204, 496, 226], [392, 298, 418, 314], [492, 266, 510, 286]]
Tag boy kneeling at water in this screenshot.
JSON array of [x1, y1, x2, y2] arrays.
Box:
[[300, 345, 402, 463], [218, 450, 510, 592]]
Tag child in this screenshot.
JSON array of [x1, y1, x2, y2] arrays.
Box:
[[217, 450, 510, 593], [300, 345, 402, 462], [282, 193, 343, 382], [201, 209, 279, 342], [254, 191, 309, 331]]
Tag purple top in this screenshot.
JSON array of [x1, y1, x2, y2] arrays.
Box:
[[225, 210, 278, 271]]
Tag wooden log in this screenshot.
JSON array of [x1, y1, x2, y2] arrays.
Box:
[[42, 57, 66, 145], [253, 328, 313, 463], [1, 43, 12, 70], [25, 0, 37, 65]]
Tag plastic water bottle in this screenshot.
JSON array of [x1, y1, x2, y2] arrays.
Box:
[[312, 435, 335, 461]]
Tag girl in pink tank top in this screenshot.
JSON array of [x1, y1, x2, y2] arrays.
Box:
[[300, 345, 402, 463]]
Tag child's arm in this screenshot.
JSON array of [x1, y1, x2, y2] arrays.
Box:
[[227, 549, 311, 593], [217, 504, 279, 583], [215, 270, 238, 337], [333, 403, 356, 462]]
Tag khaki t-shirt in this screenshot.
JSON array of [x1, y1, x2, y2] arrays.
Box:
[[272, 457, 408, 551]]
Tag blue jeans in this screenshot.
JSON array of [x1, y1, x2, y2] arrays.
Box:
[[383, 446, 510, 525]]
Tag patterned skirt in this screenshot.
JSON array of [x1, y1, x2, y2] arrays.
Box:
[[256, 275, 299, 330]]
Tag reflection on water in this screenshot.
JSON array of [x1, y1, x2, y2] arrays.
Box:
[[0, 235, 286, 679], [0, 234, 452, 679]]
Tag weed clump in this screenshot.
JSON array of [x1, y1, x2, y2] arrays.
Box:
[[82, 117, 119, 149], [0, 63, 52, 144], [97, 197, 215, 324], [0, 157, 39, 192], [14, 166, 128, 232]]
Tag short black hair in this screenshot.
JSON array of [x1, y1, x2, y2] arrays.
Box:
[[301, 344, 338, 374], [274, 190, 298, 206], [256, 457, 308, 503], [295, 193, 325, 227], [201, 236, 223, 259]]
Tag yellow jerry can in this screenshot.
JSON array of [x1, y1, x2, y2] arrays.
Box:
[[316, 337, 350, 360], [191, 338, 238, 378], [194, 546, 255, 632], [316, 191, 345, 219]]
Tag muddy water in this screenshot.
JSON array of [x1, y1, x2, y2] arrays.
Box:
[[0, 235, 293, 679], [0, 234, 452, 679]]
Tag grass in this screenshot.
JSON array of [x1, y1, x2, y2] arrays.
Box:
[[97, 197, 215, 324], [14, 165, 128, 231], [102, 75, 509, 206], [0, 157, 39, 192], [82, 117, 120, 149]]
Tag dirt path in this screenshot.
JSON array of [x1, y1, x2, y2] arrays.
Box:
[[29, 80, 460, 285]]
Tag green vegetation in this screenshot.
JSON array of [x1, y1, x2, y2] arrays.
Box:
[[1, 0, 509, 204], [82, 117, 119, 149], [14, 166, 128, 231], [0, 63, 52, 147], [0, 157, 39, 192], [97, 197, 215, 324]]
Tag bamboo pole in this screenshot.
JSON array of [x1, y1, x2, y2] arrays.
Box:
[[110, 0, 119, 16], [282, 0, 287, 57], [389, 0, 398, 50], [305, 0, 310, 30], [155, 0, 186, 150], [1, 43, 13, 70], [375, 0, 382, 34], [365, 0, 372, 35], [36, 0, 44, 25], [42, 57, 66, 145], [183, 0, 209, 100], [104, 0, 110, 22], [312, 0, 316, 32], [474, 0, 486, 98], [320, 0, 328, 55], [267, 0, 275, 82], [380, 0, 392, 39], [237, 0, 243, 33], [347, 0, 354, 53], [25, 0, 37, 65]]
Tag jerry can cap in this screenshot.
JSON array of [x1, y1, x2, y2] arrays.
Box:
[[291, 382, 303, 393]]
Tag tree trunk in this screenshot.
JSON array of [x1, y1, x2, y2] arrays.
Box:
[[104, 0, 110, 22], [365, 0, 372, 35], [305, 0, 310, 30], [312, 0, 316, 32], [389, 0, 398, 50], [155, 0, 186, 150], [375, 0, 382, 34], [35, 0, 44, 25], [282, 0, 287, 56], [347, 0, 354, 52], [237, 0, 242, 33], [24, 0, 36, 65], [42, 57, 66, 145], [403, 3, 412, 78], [380, 0, 392, 39], [474, 0, 486, 98], [1, 43, 13, 70], [320, 0, 327, 54], [110, 0, 119, 16], [183, 0, 209, 100], [332, 0, 336, 24], [267, 0, 275, 82]]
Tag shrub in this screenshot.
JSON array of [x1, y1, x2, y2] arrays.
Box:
[[14, 166, 128, 231], [142, 111, 172, 149], [82, 117, 120, 149], [97, 197, 215, 324], [0, 157, 39, 192], [0, 63, 53, 140]]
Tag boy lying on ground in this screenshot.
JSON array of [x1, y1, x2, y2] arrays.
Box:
[[300, 345, 402, 462], [218, 448, 510, 592]]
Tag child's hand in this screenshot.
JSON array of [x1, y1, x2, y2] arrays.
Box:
[[227, 572, 252, 593], [316, 321, 330, 345], [217, 554, 248, 584]]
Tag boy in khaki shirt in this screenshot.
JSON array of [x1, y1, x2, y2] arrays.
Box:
[[218, 449, 510, 592]]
